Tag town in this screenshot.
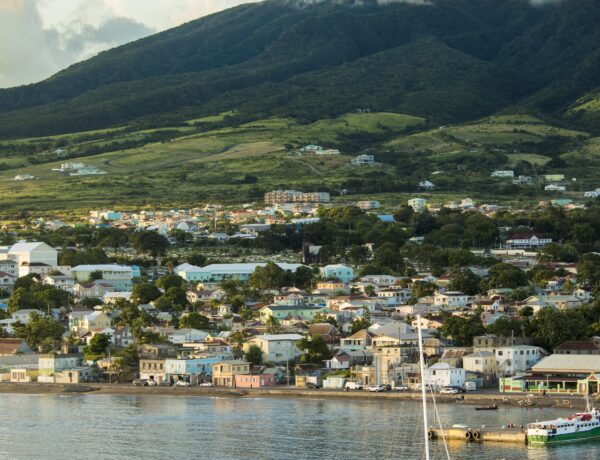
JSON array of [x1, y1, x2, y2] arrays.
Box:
[[0, 191, 599, 399]]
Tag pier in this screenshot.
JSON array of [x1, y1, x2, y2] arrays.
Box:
[[430, 427, 526, 444]]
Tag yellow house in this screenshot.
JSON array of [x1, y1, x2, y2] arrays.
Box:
[[71, 311, 112, 334], [212, 360, 250, 387]]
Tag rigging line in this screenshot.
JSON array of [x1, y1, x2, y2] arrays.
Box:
[[428, 385, 451, 460]]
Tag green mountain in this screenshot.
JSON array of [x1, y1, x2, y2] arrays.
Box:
[[0, 0, 598, 138]]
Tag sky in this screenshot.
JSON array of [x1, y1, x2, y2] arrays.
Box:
[[0, 0, 259, 88]]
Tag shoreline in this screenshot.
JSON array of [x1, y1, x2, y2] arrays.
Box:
[[0, 382, 592, 409]]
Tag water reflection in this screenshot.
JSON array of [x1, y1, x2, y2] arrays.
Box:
[[0, 394, 598, 459]]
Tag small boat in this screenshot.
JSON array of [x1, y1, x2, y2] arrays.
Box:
[[475, 404, 498, 411]]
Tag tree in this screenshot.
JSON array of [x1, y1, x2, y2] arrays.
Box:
[[265, 316, 280, 334], [294, 266, 314, 290], [84, 333, 112, 360], [439, 312, 485, 346], [179, 312, 210, 330], [374, 242, 404, 272], [12, 313, 64, 351], [578, 254, 600, 290], [350, 310, 371, 334], [529, 307, 588, 351], [488, 263, 528, 289], [249, 262, 285, 290], [132, 282, 162, 304], [311, 313, 338, 327], [448, 268, 480, 295], [245, 344, 263, 365], [156, 274, 185, 290], [130, 231, 169, 258], [112, 344, 139, 382], [486, 316, 522, 338], [188, 252, 207, 267], [89, 270, 104, 282], [348, 245, 369, 265], [297, 335, 333, 364]]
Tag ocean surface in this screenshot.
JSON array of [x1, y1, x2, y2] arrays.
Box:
[[0, 393, 597, 459]]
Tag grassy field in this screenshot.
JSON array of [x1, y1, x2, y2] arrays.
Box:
[[0, 111, 597, 218]]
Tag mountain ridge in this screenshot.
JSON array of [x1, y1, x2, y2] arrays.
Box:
[[0, 0, 598, 138]]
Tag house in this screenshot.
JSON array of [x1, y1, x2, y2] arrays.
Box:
[[320, 264, 354, 283], [373, 345, 419, 386], [351, 154, 375, 166], [308, 323, 339, 343], [69, 311, 111, 334], [7, 242, 58, 268], [73, 281, 115, 299], [324, 350, 372, 370], [38, 353, 86, 383], [523, 294, 584, 312], [315, 281, 348, 295], [71, 264, 134, 291], [545, 184, 566, 192], [0, 271, 16, 291], [259, 305, 326, 322], [419, 181, 435, 190], [434, 291, 469, 309], [495, 345, 545, 376], [0, 309, 46, 335], [377, 288, 411, 306], [408, 198, 427, 213], [243, 334, 303, 363], [491, 170, 515, 178], [176, 262, 306, 282], [505, 233, 552, 249], [0, 338, 33, 356], [0, 259, 18, 277], [554, 341, 600, 355], [339, 329, 373, 352], [463, 351, 497, 379], [357, 201, 380, 210], [42, 274, 75, 292], [411, 317, 443, 331], [164, 357, 224, 384], [235, 373, 276, 388], [424, 363, 465, 389], [139, 358, 167, 384], [212, 360, 251, 387]]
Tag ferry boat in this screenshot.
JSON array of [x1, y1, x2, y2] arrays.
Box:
[[527, 404, 600, 446]]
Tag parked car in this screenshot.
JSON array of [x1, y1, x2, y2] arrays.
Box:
[[366, 385, 386, 392], [159, 381, 173, 387], [133, 379, 148, 387], [175, 380, 191, 387], [306, 382, 321, 389], [147, 379, 157, 386], [440, 387, 460, 394], [199, 382, 214, 387], [345, 382, 363, 391], [394, 385, 409, 391]]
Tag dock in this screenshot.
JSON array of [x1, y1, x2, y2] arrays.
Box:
[[430, 427, 526, 444]]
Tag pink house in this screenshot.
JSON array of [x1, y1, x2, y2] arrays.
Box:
[[234, 374, 276, 388]]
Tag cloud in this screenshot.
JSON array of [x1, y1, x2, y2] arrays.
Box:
[[0, 0, 257, 88]]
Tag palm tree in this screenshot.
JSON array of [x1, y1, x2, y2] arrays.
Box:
[[265, 316, 280, 334]]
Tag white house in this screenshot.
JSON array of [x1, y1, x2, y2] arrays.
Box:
[[419, 181, 436, 190], [434, 291, 469, 309], [320, 264, 354, 283], [491, 170, 515, 178], [505, 233, 552, 250], [495, 345, 544, 376], [0, 309, 45, 334], [351, 154, 375, 166], [408, 198, 427, 213], [176, 262, 306, 283], [424, 363, 465, 389], [545, 184, 566, 192], [7, 242, 58, 267], [242, 334, 303, 363], [357, 201, 380, 210]]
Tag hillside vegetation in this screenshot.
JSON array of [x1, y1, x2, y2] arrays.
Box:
[[0, 0, 598, 138]]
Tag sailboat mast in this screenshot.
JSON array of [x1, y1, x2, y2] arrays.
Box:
[[417, 314, 430, 460]]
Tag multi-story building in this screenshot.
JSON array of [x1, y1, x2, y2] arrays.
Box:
[[212, 360, 251, 387], [71, 264, 134, 291], [242, 334, 303, 364], [264, 190, 330, 205], [505, 233, 552, 250]]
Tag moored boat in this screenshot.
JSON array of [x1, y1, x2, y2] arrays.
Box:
[[527, 404, 600, 445], [475, 404, 497, 411]]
